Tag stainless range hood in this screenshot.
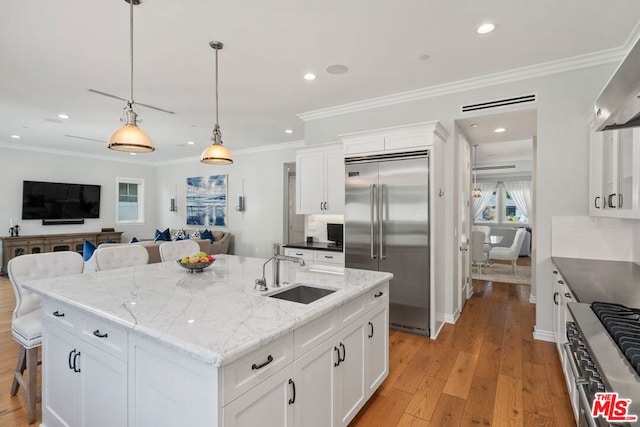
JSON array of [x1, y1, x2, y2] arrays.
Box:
[[592, 37, 640, 131]]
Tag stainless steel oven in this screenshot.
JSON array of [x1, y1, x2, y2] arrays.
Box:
[[567, 302, 640, 427]]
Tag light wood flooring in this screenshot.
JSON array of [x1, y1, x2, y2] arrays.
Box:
[[0, 257, 573, 426]]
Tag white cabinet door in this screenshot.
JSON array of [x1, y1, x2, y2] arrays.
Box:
[[297, 150, 325, 214], [223, 364, 294, 427], [42, 323, 79, 427], [336, 318, 366, 426], [293, 338, 338, 427], [365, 304, 388, 396], [79, 342, 128, 427], [325, 148, 345, 214]]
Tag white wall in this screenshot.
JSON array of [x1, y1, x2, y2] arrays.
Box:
[[154, 145, 297, 258], [303, 62, 618, 338], [0, 147, 158, 262]]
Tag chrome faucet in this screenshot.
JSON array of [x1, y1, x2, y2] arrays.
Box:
[[255, 244, 306, 291]]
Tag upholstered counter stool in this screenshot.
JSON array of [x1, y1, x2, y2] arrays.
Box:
[[159, 239, 200, 262], [94, 244, 149, 271], [8, 251, 84, 424]]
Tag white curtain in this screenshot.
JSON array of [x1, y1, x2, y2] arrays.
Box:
[[472, 182, 497, 219], [503, 180, 532, 221]]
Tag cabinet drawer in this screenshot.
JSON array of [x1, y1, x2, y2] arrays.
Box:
[[284, 248, 314, 264], [43, 300, 79, 330], [313, 251, 344, 265], [223, 332, 294, 405], [368, 283, 389, 308], [338, 295, 366, 327], [80, 314, 128, 361], [294, 310, 338, 358]]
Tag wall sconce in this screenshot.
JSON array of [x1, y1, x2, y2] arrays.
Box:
[[170, 197, 177, 212], [236, 194, 245, 212]]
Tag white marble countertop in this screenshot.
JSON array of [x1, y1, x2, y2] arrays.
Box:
[[23, 254, 392, 367]]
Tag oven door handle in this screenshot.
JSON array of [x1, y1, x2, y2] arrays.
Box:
[[577, 382, 599, 427], [563, 343, 587, 384]]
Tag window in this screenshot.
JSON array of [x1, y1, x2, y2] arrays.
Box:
[[475, 183, 528, 224], [116, 177, 144, 223]]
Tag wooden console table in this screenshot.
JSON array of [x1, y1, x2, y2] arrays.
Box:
[[1, 231, 123, 274]]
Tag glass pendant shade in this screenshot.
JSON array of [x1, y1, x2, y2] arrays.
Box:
[[108, 110, 154, 153]]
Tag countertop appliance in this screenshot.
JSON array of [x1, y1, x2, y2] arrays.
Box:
[[592, 37, 640, 131], [566, 302, 640, 427], [326, 223, 343, 247], [344, 151, 430, 335]]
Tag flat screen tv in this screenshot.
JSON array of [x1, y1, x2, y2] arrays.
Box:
[[22, 180, 101, 220]]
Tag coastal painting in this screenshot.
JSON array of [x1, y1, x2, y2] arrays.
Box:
[[186, 175, 227, 227]]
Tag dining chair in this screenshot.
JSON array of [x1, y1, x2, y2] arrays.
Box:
[[471, 230, 488, 274], [8, 251, 84, 424], [94, 244, 149, 271], [159, 240, 201, 262], [488, 228, 527, 274]]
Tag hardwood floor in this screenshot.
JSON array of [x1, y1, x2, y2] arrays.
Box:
[[0, 260, 573, 426]]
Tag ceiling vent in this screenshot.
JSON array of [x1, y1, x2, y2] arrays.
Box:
[[473, 165, 517, 171], [461, 94, 536, 113]]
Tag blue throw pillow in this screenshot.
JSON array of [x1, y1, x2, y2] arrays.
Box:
[[130, 236, 139, 243], [200, 229, 215, 243], [154, 228, 171, 242], [83, 240, 97, 262]]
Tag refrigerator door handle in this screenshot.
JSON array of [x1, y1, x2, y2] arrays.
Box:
[[370, 184, 377, 260], [379, 184, 385, 260]]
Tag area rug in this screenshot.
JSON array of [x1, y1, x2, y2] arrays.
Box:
[[472, 263, 531, 286]]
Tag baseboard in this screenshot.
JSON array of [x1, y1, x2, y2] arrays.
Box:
[[443, 310, 460, 324], [533, 327, 555, 342], [529, 294, 536, 304]]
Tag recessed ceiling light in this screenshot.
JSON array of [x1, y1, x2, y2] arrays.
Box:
[[58, 114, 69, 119], [477, 23, 496, 34], [304, 73, 316, 81], [470, 124, 479, 128], [10, 135, 20, 139], [494, 127, 507, 133], [187, 141, 195, 145], [130, 152, 136, 156], [285, 129, 293, 134], [418, 54, 430, 61], [326, 64, 349, 75]]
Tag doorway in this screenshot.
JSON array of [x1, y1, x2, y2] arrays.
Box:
[[283, 162, 304, 245]]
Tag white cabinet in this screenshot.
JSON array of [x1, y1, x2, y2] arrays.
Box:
[[590, 128, 640, 218], [365, 304, 388, 395], [42, 321, 127, 427], [296, 143, 345, 214], [284, 247, 344, 267], [223, 364, 295, 427], [335, 318, 366, 426]]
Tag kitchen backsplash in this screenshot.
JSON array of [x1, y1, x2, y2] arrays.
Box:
[[551, 215, 640, 262], [305, 214, 344, 243]]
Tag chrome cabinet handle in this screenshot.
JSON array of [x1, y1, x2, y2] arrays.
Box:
[[251, 355, 274, 370], [370, 184, 377, 260]]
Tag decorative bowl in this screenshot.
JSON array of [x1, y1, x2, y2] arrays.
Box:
[[177, 259, 214, 273]]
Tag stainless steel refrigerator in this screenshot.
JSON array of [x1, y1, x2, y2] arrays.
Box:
[[344, 151, 430, 335]]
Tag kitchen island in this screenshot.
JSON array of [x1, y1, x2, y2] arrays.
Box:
[[23, 254, 392, 427]]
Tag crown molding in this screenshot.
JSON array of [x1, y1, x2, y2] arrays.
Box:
[[297, 47, 626, 122], [1, 139, 304, 167], [0, 141, 150, 165]]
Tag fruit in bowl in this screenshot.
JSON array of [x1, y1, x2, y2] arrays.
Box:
[[178, 252, 215, 273]]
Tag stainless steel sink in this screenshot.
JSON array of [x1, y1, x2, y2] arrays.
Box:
[[268, 284, 336, 304]]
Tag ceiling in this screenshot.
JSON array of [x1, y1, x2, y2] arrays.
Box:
[[1, 1, 639, 163]]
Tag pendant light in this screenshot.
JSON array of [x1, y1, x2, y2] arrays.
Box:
[[201, 41, 233, 165], [472, 144, 482, 198], [108, 0, 155, 153]]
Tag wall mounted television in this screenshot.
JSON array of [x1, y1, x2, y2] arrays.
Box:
[[22, 180, 101, 220]]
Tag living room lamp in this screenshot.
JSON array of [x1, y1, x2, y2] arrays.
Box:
[[201, 41, 233, 165], [472, 144, 482, 198], [108, 0, 155, 153]]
